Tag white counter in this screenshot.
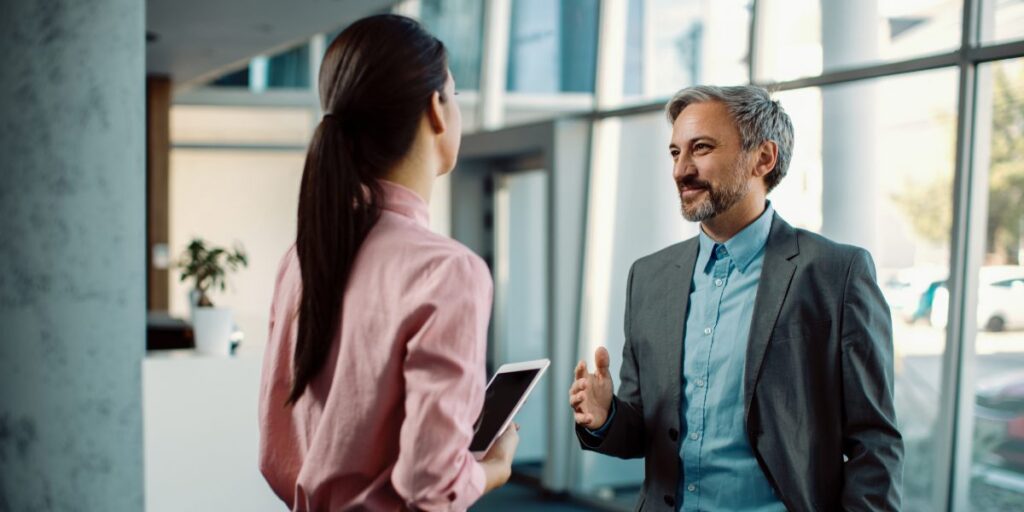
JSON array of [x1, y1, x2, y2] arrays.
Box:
[[143, 351, 281, 511]]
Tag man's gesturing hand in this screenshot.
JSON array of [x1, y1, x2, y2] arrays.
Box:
[[569, 346, 614, 430]]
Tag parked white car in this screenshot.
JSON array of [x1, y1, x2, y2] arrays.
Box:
[[930, 266, 1024, 332]]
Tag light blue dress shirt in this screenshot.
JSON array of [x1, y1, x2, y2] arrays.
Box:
[[678, 203, 784, 511]]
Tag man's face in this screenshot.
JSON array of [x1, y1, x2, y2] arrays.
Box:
[[670, 101, 755, 222]]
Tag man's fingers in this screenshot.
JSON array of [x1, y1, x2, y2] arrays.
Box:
[[574, 360, 587, 380], [595, 346, 611, 376], [569, 378, 587, 396], [570, 392, 586, 408], [574, 412, 592, 425]]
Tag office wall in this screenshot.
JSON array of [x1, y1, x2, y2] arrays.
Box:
[[168, 149, 304, 353]]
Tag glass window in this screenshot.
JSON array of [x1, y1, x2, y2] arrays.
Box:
[[620, 0, 751, 105], [267, 43, 311, 89], [419, 0, 486, 90], [966, 56, 1024, 512], [414, 0, 486, 133], [202, 42, 311, 90], [503, 0, 600, 126], [209, 67, 250, 88], [980, 0, 1024, 45], [507, 0, 598, 94], [784, 68, 959, 510], [755, 0, 962, 83]]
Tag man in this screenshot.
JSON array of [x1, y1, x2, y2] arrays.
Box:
[[568, 85, 903, 511]]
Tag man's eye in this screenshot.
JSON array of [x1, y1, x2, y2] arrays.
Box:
[[694, 143, 710, 151]]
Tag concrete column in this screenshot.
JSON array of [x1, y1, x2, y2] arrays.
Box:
[[820, 0, 880, 255], [0, 0, 145, 510]]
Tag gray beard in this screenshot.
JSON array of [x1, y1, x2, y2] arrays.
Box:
[[680, 175, 750, 222]]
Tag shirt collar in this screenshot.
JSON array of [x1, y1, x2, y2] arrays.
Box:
[[695, 202, 775, 274], [379, 179, 430, 227]]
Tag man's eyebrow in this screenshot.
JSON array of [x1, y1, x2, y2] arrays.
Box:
[[669, 136, 721, 150], [689, 136, 720, 145]]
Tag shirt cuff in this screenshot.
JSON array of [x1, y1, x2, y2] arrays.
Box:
[[584, 399, 616, 438]]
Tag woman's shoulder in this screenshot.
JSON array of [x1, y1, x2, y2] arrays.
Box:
[[374, 214, 490, 278], [414, 232, 490, 283]]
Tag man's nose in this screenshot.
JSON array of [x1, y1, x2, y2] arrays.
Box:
[[674, 159, 696, 181]]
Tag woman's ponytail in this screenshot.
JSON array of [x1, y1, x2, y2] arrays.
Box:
[[286, 14, 447, 406]]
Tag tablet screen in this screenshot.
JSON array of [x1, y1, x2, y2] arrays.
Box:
[[469, 368, 540, 452]]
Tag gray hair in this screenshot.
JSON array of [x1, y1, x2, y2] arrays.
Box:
[[666, 85, 794, 192]]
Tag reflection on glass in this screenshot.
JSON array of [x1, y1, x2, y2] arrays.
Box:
[[980, 0, 1024, 45], [968, 57, 1024, 512], [622, 0, 750, 104], [756, 0, 962, 82]]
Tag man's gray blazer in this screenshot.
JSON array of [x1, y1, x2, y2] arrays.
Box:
[[577, 213, 904, 511]]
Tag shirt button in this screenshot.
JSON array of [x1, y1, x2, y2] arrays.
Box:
[[690, 432, 700, 440], [688, 484, 697, 492], [703, 327, 712, 335], [714, 278, 723, 286], [695, 378, 705, 387]]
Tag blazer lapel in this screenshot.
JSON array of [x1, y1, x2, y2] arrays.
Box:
[[743, 214, 799, 425], [662, 239, 699, 410]]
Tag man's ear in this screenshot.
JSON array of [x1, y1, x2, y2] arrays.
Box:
[[752, 141, 778, 179], [426, 90, 447, 135]]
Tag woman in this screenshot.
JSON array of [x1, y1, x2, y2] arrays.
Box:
[[258, 14, 519, 511]]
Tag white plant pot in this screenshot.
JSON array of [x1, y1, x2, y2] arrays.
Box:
[[193, 307, 234, 356]]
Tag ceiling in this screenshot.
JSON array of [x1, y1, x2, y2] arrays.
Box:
[[146, 0, 397, 90]]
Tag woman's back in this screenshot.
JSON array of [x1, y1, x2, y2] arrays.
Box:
[[259, 180, 493, 511]]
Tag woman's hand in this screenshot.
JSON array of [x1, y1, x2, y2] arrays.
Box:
[[481, 422, 520, 493]]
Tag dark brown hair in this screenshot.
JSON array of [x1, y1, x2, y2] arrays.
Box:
[[288, 15, 448, 405]]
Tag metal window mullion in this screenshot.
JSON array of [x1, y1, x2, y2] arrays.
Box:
[[967, 39, 1024, 64], [249, 55, 269, 93], [477, 0, 511, 130], [747, 0, 761, 85], [758, 50, 961, 91], [936, 0, 986, 510], [934, 62, 980, 512], [309, 33, 327, 133]]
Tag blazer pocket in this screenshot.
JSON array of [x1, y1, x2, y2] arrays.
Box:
[[770, 319, 832, 344]]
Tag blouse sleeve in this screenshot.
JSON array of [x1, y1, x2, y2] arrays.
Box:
[[391, 253, 493, 511]]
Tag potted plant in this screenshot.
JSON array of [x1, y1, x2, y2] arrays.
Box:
[[177, 238, 248, 356]]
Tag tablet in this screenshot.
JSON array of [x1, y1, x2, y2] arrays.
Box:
[[470, 359, 550, 460]]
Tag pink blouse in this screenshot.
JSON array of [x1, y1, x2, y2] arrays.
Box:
[[258, 180, 493, 511]]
